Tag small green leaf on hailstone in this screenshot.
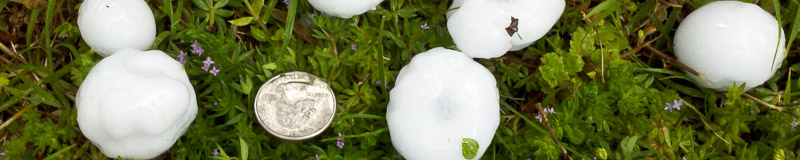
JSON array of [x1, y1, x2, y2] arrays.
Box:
[[0, 73, 8, 87], [462, 138, 479, 159], [229, 16, 254, 26]]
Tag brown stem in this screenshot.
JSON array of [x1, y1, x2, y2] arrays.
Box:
[[696, 111, 732, 145], [536, 103, 572, 160], [621, 35, 661, 59], [501, 54, 536, 68], [743, 93, 800, 119], [0, 42, 27, 64], [0, 103, 36, 131], [644, 45, 711, 86]]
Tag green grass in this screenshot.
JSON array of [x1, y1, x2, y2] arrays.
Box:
[[3, 0, 800, 159]]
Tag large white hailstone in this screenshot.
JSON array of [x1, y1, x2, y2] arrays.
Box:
[[387, 47, 499, 159], [307, 0, 383, 18], [674, 1, 785, 91], [77, 49, 197, 159], [78, 0, 156, 57], [447, 0, 565, 58]]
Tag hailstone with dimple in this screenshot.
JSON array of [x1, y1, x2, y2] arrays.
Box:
[[387, 47, 499, 159], [77, 49, 197, 159], [78, 0, 156, 56], [307, 0, 383, 18], [447, 0, 565, 58], [674, 1, 785, 91]]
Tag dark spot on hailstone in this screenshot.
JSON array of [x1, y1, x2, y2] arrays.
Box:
[[106, 5, 109, 8], [505, 16, 519, 36]]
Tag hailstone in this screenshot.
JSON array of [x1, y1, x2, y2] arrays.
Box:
[[78, 0, 156, 56], [447, 0, 565, 58], [674, 1, 785, 91], [77, 49, 197, 159], [307, 0, 383, 18], [387, 47, 499, 159]]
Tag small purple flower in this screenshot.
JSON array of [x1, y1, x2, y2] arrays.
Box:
[[214, 102, 218, 106], [212, 148, 219, 157], [60, 33, 69, 39], [316, 154, 319, 160], [339, 104, 345, 111], [202, 56, 215, 71], [792, 121, 799, 130], [374, 81, 389, 89], [545, 108, 556, 114], [209, 66, 220, 76], [351, 43, 357, 51], [534, 114, 542, 123], [283, 0, 289, 5], [336, 133, 345, 149], [665, 99, 683, 112], [682, 157, 686, 160], [191, 40, 205, 56], [421, 23, 429, 29], [311, 13, 317, 17], [177, 50, 188, 64]]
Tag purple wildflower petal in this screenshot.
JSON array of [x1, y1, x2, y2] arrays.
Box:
[[209, 66, 220, 76], [60, 33, 69, 39], [664, 102, 673, 112], [421, 23, 430, 29], [212, 148, 219, 157], [547, 108, 556, 114], [191, 40, 205, 56], [792, 121, 799, 130], [316, 154, 320, 160], [283, 0, 289, 5], [202, 57, 215, 71], [534, 115, 542, 123], [178, 50, 188, 64], [351, 43, 357, 51], [336, 133, 345, 149]]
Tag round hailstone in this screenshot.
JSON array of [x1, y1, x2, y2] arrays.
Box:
[[387, 47, 499, 159], [447, 0, 564, 58], [78, 0, 156, 57], [307, 0, 383, 18], [77, 49, 197, 159], [674, 1, 785, 91]]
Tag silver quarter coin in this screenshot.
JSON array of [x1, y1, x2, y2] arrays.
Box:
[[254, 71, 336, 141]]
